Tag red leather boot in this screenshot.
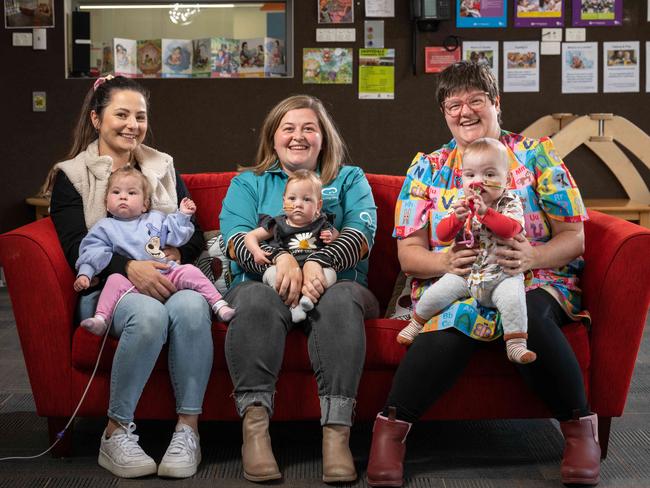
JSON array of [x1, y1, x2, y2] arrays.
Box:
[[560, 413, 601, 485], [366, 408, 412, 487]]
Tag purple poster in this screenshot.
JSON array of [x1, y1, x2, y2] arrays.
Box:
[[457, 0, 507, 28], [514, 0, 564, 27], [572, 0, 623, 26]]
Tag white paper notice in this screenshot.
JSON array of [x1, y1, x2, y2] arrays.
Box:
[[503, 41, 540, 92], [365, 0, 395, 17], [603, 41, 640, 93], [562, 42, 598, 94], [647, 42, 650, 92], [463, 41, 500, 83]]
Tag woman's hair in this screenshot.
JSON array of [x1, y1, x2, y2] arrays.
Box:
[[242, 94, 349, 185], [284, 169, 323, 198], [38, 76, 150, 197], [106, 165, 152, 210], [436, 61, 500, 111]]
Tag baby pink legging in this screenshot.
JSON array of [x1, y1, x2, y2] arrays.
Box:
[[95, 264, 223, 324]]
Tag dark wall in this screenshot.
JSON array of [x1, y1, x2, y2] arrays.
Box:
[[2, 1, 649, 233]]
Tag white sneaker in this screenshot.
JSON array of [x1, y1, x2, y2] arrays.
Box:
[[98, 422, 157, 478], [157, 424, 201, 478]]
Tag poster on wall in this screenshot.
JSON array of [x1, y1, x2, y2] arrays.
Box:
[[457, 0, 507, 28], [4, 0, 54, 28], [162, 39, 193, 78], [358, 48, 395, 99], [462, 41, 500, 82], [503, 41, 540, 92], [318, 0, 354, 23], [238, 38, 266, 77], [303, 48, 353, 84], [113, 38, 137, 78], [514, 0, 564, 27], [192, 38, 212, 78], [571, 0, 622, 27], [425, 47, 461, 73], [137, 40, 162, 78], [603, 41, 639, 92], [365, 0, 395, 17], [211, 38, 240, 78], [561, 42, 598, 93]]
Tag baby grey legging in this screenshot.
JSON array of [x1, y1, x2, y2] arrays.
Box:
[[224, 279, 379, 426], [415, 273, 527, 336]]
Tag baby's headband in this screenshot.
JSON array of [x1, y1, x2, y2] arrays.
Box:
[[93, 74, 115, 91]]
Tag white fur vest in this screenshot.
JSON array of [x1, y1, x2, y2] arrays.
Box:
[[56, 140, 178, 229]]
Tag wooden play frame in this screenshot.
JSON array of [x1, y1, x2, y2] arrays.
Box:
[[522, 113, 650, 228]]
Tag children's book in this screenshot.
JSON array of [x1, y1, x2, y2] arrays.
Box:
[[101, 42, 114, 75], [238, 37, 265, 78], [192, 38, 212, 78], [113, 38, 137, 78], [137, 39, 162, 78], [265, 37, 286, 76], [211, 37, 240, 77], [162, 39, 193, 78]]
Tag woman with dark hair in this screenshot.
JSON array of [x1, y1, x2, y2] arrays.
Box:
[[366, 61, 600, 487], [220, 94, 379, 483], [43, 75, 211, 479]]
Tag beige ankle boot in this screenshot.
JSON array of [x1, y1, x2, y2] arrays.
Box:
[[242, 403, 281, 482], [322, 425, 357, 483]]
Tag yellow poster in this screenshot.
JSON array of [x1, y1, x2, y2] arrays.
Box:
[[358, 48, 395, 99]]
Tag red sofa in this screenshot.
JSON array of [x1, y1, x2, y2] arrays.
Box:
[[1, 172, 648, 458]]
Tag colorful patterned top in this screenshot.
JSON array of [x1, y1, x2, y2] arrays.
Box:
[[393, 131, 590, 341]]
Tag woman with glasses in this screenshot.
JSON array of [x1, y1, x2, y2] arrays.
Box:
[[366, 61, 600, 487]]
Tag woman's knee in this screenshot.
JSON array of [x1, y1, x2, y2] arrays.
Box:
[[166, 290, 211, 333], [115, 294, 169, 341]]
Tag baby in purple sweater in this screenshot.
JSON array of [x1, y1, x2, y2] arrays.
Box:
[[74, 166, 234, 334]]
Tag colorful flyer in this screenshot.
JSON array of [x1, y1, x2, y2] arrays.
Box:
[[303, 48, 353, 84], [425, 47, 461, 73], [571, 0, 622, 26], [211, 37, 240, 78], [113, 38, 137, 78], [265, 38, 286, 76], [137, 39, 162, 78], [503, 41, 540, 92], [192, 38, 211, 78], [359, 48, 395, 99], [239, 38, 266, 78], [514, 0, 564, 27], [561, 42, 598, 93], [162, 39, 192, 78], [462, 41, 500, 82], [457, 0, 507, 28], [603, 41, 639, 93], [318, 0, 354, 24]]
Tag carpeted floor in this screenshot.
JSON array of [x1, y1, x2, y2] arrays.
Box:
[[0, 287, 648, 487]]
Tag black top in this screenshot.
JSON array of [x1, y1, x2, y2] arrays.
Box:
[[50, 168, 203, 289]]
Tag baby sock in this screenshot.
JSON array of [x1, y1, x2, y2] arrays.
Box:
[[505, 338, 537, 364], [80, 315, 108, 336], [299, 295, 314, 312], [290, 305, 307, 323], [213, 300, 235, 322], [396, 317, 424, 346]]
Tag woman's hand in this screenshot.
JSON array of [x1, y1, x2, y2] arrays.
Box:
[[495, 234, 537, 275], [163, 246, 181, 264], [125, 260, 176, 301], [273, 253, 303, 306], [446, 243, 479, 276], [301, 261, 327, 303]]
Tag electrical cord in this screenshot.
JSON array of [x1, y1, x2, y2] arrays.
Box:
[[0, 286, 135, 461]]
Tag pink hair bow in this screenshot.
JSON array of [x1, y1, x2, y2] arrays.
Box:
[[93, 74, 114, 91]]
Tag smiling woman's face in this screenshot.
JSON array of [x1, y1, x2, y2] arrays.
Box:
[[443, 89, 501, 152], [273, 108, 323, 175]]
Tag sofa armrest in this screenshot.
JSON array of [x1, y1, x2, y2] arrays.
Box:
[[582, 211, 650, 416], [0, 218, 77, 416]]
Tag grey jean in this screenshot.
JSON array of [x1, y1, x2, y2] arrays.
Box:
[[224, 280, 380, 426]]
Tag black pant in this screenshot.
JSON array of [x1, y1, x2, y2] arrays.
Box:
[[384, 288, 590, 422]]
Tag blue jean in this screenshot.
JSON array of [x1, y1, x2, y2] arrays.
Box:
[[78, 289, 213, 424], [224, 280, 379, 426]]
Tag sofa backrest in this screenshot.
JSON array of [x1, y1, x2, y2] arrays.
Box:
[[181, 172, 404, 311]]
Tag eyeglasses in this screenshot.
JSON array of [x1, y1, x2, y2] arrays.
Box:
[[442, 92, 491, 117]]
